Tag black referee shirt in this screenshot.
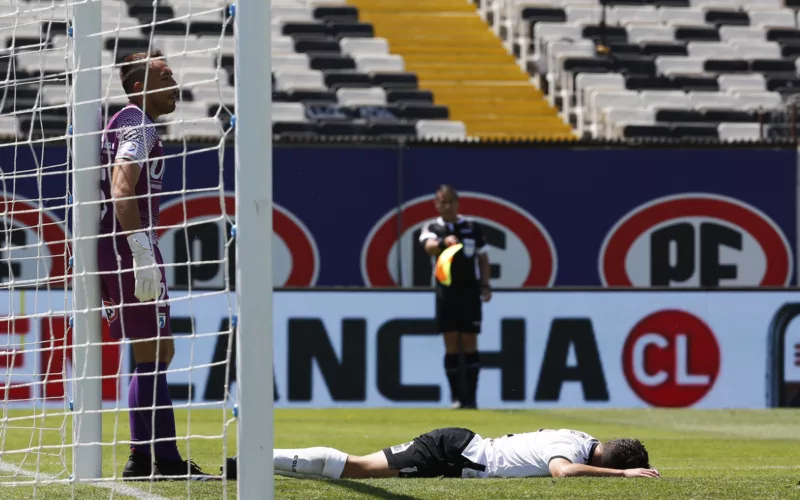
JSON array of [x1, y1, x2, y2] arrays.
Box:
[[418, 216, 487, 287]]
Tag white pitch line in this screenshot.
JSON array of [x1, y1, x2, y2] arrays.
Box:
[[0, 460, 170, 500], [659, 465, 800, 471]]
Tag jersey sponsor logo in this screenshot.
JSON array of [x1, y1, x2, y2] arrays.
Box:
[[0, 193, 69, 286], [622, 310, 720, 408], [157, 193, 319, 288], [150, 158, 165, 180], [599, 193, 793, 287], [361, 192, 557, 287]]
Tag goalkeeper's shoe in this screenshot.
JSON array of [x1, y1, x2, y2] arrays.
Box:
[[153, 458, 220, 481], [122, 451, 153, 480], [222, 456, 237, 480]]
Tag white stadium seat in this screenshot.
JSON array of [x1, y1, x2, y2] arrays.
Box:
[[336, 87, 387, 106], [639, 90, 690, 107], [718, 123, 762, 141], [565, 6, 602, 24], [627, 26, 676, 44], [608, 5, 659, 25], [655, 56, 705, 76], [718, 74, 766, 92], [272, 102, 307, 123], [273, 54, 310, 71], [416, 120, 467, 140], [749, 10, 796, 28], [658, 7, 706, 26], [719, 26, 766, 43], [354, 55, 405, 73], [341, 37, 390, 56], [273, 70, 326, 91], [687, 42, 738, 59]]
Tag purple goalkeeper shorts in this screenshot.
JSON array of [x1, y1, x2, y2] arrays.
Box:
[[98, 235, 172, 340]]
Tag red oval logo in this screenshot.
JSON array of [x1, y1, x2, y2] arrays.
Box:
[[158, 194, 319, 287], [361, 192, 557, 287], [0, 195, 68, 286], [600, 194, 793, 287], [622, 310, 720, 408]]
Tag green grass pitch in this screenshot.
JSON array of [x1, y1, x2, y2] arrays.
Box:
[[2, 408, 800, 499]]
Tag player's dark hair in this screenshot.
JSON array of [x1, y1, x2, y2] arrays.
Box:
[[599, 438, 650, 470], [119, 50, 164, 96], [436, 184, 459, 200]]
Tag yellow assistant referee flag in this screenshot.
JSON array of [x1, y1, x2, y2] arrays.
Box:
[[435, 243, 463, 286]]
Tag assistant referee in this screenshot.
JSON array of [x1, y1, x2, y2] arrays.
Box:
[[418, 185, 491, 409]]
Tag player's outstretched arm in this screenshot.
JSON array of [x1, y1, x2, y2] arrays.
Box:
[[548, 458, 660, 478]]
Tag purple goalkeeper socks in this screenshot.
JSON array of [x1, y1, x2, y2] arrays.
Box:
[[130, 362, 182, 461]]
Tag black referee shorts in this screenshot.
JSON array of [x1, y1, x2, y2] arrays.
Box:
[[382, 427, 485, 478], [436, 287, 482, 334]]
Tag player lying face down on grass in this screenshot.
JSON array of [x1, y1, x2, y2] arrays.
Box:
[[222, 427, 659, 480]]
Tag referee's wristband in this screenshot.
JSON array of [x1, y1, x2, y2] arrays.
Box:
[[481, 283, 491, 290]]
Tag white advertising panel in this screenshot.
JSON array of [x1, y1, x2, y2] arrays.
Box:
[[1, 290, 798, 409]]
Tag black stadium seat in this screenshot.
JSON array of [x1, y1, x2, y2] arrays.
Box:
[[370, 72, 418, 89], [294, 38, 341, 53], [704, 59, 749, 73], [655, 109, 704, 123], [309, 54, 356, 70], [323, 71, 372, 89], [386, 89, 434, 104], [674, 26, 720, 42], [640, 42, 688, 56], [623, 124, 673, 138], [367, 121, 417, 137], [704, 10, 750, 27]]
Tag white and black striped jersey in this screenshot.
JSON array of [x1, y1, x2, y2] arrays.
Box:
[[418, 216, 487, 285], [461, 429, 600, 479]]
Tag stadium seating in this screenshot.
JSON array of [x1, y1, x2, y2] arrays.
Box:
[[347, 0, 574, 139], [4, 0, 470, 140], [484, 0, 800, 140]]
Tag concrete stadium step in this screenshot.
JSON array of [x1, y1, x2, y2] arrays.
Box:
[[423, 83, 544, 99], [477, 132, 578, 140], [346, 0, 562, 138], [402, 53, 516, 64], [411, 68, 528, 82]]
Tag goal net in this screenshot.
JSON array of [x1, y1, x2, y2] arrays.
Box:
[[0, 0, 270, 496]]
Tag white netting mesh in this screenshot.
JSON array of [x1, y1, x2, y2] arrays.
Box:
[[0, 0, 238, 495]]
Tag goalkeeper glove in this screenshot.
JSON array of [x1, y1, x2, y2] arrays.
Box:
[[127, 232, 160, 302]]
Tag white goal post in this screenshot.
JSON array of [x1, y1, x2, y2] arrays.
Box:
[[0, 0, 272, 497]]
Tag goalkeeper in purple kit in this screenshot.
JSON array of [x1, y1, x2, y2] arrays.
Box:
[[98, 50, 214, 480]]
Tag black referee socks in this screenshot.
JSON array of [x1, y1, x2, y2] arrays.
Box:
[[444, 354, 461, 404], [444, 352, 481, 408]]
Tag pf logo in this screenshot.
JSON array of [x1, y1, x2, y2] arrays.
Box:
[[0, 194, 68, 286], [157, 194, 319, 288], [600, 193, 793, 287], [361, 192, 556, 287], [623, 310, 720, 408]]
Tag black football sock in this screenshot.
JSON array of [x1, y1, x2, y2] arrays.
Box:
[[464, 352, 480, 407], [444, 354, 461, 403]]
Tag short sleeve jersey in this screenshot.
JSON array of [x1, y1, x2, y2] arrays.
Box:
[[418, 216, 487, 286], [461, 429, 600, 478], [99, 104, 166, 240]]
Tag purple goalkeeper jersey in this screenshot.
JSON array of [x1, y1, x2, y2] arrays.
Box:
[[100, 104, 166, 239]]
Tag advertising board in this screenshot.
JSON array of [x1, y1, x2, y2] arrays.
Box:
[[1, 290, 795, 409], [0, 145, 793, 288]]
